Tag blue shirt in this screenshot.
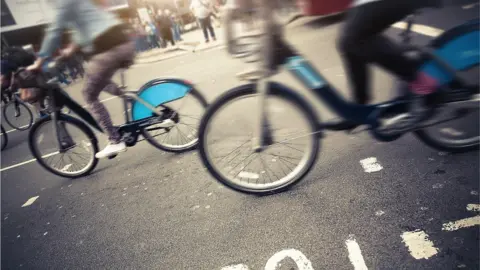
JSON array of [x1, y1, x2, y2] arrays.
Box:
[[39, 0, 121, 58]]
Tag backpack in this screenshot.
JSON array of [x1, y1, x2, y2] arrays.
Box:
[[1, 47, 36, 75]]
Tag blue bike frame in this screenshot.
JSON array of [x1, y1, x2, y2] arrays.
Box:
[[283, 19, 479, 129]]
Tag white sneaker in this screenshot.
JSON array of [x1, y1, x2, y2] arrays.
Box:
[[95, 142, 127, 159]]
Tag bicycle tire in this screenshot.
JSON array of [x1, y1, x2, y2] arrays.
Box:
[[1, 125, 7, 151], [3, 99, 33, 131], [28, 114, 99, 178], [142, 87, 208, 153], [414, 21, 479, 153], [198, 82, 320, 195]]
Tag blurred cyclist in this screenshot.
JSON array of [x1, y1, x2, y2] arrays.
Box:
[[334, 0, 441, 130], [27, 0, 135, 159]]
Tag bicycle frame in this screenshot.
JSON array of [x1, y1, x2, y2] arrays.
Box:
[[48, 71, 177, 150], [252, 12, 479, 149]]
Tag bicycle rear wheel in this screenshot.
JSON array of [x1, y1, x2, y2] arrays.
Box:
[[29, 115, 99, 178], [141, 87, 208, 152], [3, 99, 33, 131], [415, 65, 479, 153], [198, 83, 320, 195]]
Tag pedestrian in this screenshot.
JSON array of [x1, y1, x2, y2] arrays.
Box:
[[133, 20, 148, 52], [145, 22, 161, 49], [155, 10, 176, 47], [170, 11, 183, 42], [190, 0, 216, 43]]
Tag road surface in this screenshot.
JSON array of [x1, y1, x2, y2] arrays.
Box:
[[2, 4, 479, 270]]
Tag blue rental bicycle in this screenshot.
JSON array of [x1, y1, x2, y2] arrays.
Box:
[[13, 59, 207, 178], [198, 4, 479, 194]]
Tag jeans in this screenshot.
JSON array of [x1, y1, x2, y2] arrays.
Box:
[[198, 16, 216, 41], [337, 0, 424, 104], [172, 23, 182, 41], [83, 41, 135, 143]]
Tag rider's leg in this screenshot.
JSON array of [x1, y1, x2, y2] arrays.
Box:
[[82, 41, 135, 158], [333, 0, 436, 129]]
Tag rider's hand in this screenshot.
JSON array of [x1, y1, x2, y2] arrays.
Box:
[[27, 58, 44, 71], [61, 43, 79, 59]]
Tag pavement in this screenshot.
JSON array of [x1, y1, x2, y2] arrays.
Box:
[[2, 3, 479, 270]]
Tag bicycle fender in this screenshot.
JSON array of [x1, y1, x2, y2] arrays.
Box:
[[131, 78, 195, 121]]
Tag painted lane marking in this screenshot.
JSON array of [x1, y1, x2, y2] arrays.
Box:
[[462, 2, 479, 9], [442, 216, 480, 231], [264, 249, 314, 270], [22, 196, 40, 207], [466, 204, 480, 212], [238, 171, 260, 179], [401, 230, 438, 260], [359, 157, 383, 173], [440, 128, 464, 136], [345, 235, 368, 270], [392, 22, 444, 37], [221, 264, 250, 270], [60, 164, 73, 172], [1, 151, 58, 173]]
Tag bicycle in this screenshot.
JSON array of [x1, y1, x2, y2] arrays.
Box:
[[14, 59, 207, 178], [197, 4, 480, 195], [1, 87, 34, 131], [1, 125, 7, 151]]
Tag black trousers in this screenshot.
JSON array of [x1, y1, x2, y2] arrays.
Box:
[[337, 0, 426, 104], [199, 16, 216, 41]]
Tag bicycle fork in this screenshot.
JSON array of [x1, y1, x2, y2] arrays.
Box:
[[252, 78, 273, 152]]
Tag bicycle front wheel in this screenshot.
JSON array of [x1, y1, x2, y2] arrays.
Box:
[[3, 99, 33, 131], [29, 115, 99, 178], [198, 83, 320, 195]]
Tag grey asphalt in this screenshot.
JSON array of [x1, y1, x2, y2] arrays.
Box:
[[2, 4, 479, 270]]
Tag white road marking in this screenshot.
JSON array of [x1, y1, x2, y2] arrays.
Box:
[[432, 183, 444, 189], [440, 128, 464, 136], [264, 249, 314, 270], [345, 235, 368, 270], [360, 157, 383, 173], [392, 22, 444, 37], [401, 230, 438, 260], [471, 190, 479, 196], [221, 264, 250, 270], [1, 151, 59, 173], [466, 204, 480, 212], [238, 171, 260, 179], [375, 210, 385, 216], [462, 2, 479, 9], [60, 164, 73, 172], [442, 216, 480, 231], [22, 196, 40, 207]]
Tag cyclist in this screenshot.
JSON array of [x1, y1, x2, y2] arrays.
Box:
[[333, 0, 441, 130], [27, 0, 135, 159]]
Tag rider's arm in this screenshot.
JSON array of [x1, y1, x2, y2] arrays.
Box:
[[37, 0, 74, 61]]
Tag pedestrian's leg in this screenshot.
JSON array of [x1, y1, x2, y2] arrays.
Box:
[[199, 18, 209, 42], [206, 16, 216, 41]]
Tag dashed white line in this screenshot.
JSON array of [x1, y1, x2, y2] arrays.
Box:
[[401, 230, 438, 260], [462, 2, 479, 9], [345, 235, 368, 270], [22, 196, 40, 207], [360, 157, 383, 173], [221, 264, 250, 270], [1, 151, 58, 173], [442, 216, 480, 231], [466, 204, 480, 212], [392, 22, 444, 37]]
